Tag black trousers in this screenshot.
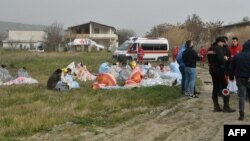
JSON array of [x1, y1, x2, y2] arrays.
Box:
[[209, 68, 230, 108]]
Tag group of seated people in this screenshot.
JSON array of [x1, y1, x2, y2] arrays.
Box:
[[47, 61, 181, 91], [0, 64, 38, 86], [92, 61, 180, 90]]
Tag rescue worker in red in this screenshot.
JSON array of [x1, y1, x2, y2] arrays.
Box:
[[199, 46, 207, 66], [172, 46, 179, 62], [137, 46, 144, 64], [229, 37, 242, 61]]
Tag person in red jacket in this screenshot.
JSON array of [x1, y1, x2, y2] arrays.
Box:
[[199, 46, 207, 66], [172, 46, 179, 62], [137, 46, 144, 64], [229, 37, 242, 61]]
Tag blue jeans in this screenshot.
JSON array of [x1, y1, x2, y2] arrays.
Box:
[[236, 77, 250, 112], [179, 65, 185, 94], [184, 67, 196, 95]]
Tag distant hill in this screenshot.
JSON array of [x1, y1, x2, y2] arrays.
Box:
[[0, 21, 45, 38]]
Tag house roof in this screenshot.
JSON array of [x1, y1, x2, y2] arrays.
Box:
[[222, 21, 250, 28], [68, 21, 116, 30]]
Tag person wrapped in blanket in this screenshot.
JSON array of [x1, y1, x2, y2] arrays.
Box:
[[61, 68, 80, 89], [48, 68, 80, 91], [92, 62, 117, 90], [74, 63, 96, 81], [124, 60, 143, 87], [0, 64, 13, 83], [47, 69, 63, 90]]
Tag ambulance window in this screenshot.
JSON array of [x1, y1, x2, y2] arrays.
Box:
[[141, 44, 154, 50], [131, 43, 137, 51], [155, 44, 168, 50]]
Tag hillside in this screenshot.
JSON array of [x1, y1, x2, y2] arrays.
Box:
[[0, 21, 45, 38]]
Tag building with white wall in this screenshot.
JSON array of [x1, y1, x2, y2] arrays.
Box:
[[3, 30, 46, 49]]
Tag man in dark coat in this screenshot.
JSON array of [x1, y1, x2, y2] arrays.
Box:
[[207, 37, 235, 112], [229, 40, 250, 120]]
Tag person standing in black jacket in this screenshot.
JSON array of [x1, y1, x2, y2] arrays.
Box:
[[229, 40, 250, 120], [182, 40, 201, 98], [221, 36, 231, 76], [207, 37, 236, 112]]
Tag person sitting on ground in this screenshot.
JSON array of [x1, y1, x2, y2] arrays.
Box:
[[47, 69, 62, 90], [92, 63, 117, 89], [156, 64, 169, 73], [110, 62, 122, 79], [74, 63, 96, 81], [118, 62, 131, 82], [63, 68, 80, 89], [125, 60, 143, 87], [16, 67, 30, 78], [0, 64, 13, 82]]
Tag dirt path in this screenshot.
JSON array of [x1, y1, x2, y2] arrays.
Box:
[[24, 67, 249, 141]]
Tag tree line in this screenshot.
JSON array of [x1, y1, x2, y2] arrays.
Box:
[[118, 14, 250, 51]]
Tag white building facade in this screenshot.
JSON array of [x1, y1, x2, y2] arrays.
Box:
[[3, 30, 46, 49], [66, 21, 118, 51]]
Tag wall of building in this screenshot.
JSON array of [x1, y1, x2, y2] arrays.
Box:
[[3, 30, 46, 49], [91, 23, 114, 34], [8, 30, 46, 41], [3, 41, 33, 49], [66, 22, 118, 51], [223, 25, 250, 42]]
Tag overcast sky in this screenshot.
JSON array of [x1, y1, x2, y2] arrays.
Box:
[[1, 0, 249, 35]]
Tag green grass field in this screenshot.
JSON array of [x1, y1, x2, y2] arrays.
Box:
[[0, 50, 182, 140]]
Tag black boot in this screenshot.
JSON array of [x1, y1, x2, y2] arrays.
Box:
[[238, 111, 244, 120], [223, 96, 236, 113], [213, 96, 222, 112]]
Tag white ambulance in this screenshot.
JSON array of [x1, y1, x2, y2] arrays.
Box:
[[113, 37, 170, 62]]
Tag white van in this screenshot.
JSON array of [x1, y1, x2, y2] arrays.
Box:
[[113, 37, 169, 62], [29, 42, 45, 53]]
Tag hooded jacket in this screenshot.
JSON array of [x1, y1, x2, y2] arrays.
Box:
[[229, 40, 250, 80], [177, 44, 186, 67]]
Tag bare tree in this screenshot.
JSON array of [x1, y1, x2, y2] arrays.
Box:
[[145, 23, 191, 49], [44, 22, 64, 51], [184, 14, 205, 44], [145, 23, 173, 38], [145, 14, 225, 48], [166, 26, 192, 50], [205, 21, 223, 45], [117, 29, 137, 45]]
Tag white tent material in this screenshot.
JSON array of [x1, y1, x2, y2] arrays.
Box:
[[68, 39, 104, 49]]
